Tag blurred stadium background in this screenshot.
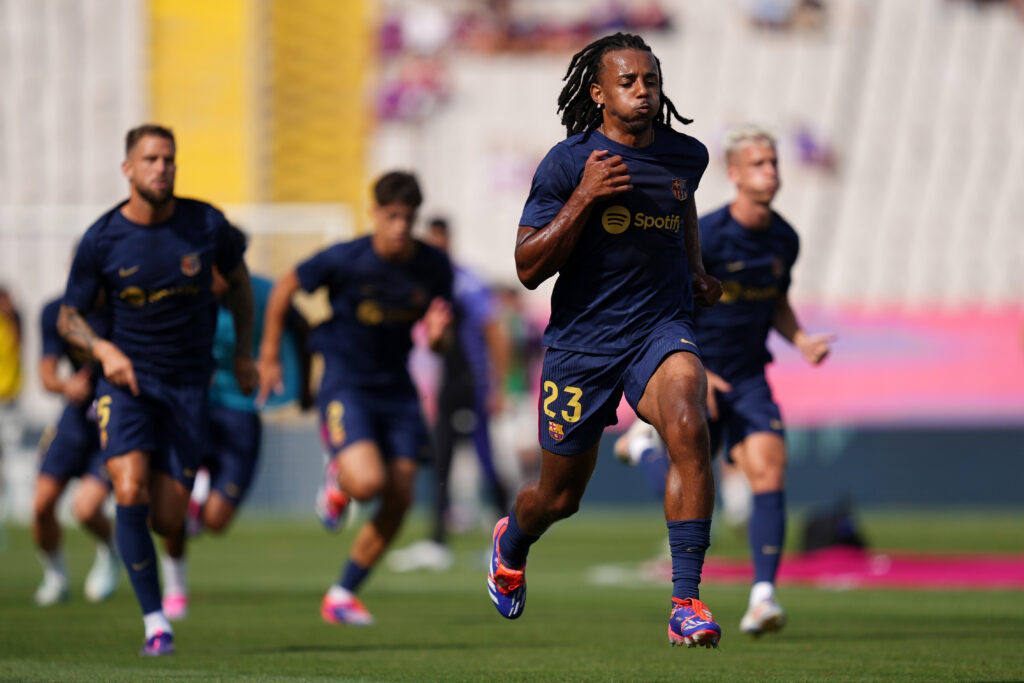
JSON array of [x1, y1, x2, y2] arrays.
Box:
[[1, 0, 1022, 525]]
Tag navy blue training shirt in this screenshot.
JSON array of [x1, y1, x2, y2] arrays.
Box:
[[519, 122, 709, 354], [295, 236, 453, 390], [63, 199, 245, 384], [694, 205, 799, 379]]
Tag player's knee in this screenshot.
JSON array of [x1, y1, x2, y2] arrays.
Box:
[[70, 496, 99, 524], [346, 472, 387, 501], [202, 504, 235, 533], [112, 479, 148, 506], [33, 495, 57, 521], [748, 466, 785, 492], [204, 515, 231, 534], [661, 403, 708, 452]]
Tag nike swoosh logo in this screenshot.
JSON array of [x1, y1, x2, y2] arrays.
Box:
[[119, 266, 139, 277], [131, 557, 153, 571], [679, 338, 697, 347], [761, 545, 781, 555], [726, 261, 745, 272]]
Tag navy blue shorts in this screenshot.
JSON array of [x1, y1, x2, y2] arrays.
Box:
[[708, 372, 784, 462], [95, 375, 209, 489], [318, 384, 428, 462], [539, 319, 702, 455], [201, 405, 261, 506], [38, 402, 110, 487]]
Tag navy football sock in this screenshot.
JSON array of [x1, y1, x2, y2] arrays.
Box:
[[338, 560, 371, 593], [667, 519, 711, 602], [498, 509, 538, 570], [115, 504, 162, 614], [749, 491, 786, 585]]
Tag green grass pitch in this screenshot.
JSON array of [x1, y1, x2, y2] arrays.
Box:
[[1, 507, 1022, 682]]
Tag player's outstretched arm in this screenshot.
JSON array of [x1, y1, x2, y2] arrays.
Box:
[[256, 270, 301, 406], [222, 260, 257, 395], [772, 293, 834, 365], [58, 304, 139, 396], [515, 149, 631, 289]]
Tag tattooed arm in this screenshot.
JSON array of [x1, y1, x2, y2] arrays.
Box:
[[58, 304, 139, 396]]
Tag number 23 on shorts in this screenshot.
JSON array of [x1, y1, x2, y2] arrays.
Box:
[[542, 381, 583, 423]]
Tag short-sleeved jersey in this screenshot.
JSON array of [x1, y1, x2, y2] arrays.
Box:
[[296, 236, 453, 390], [694, 205, 799, 379], [40, 297, 110, 372], [209, 275, 302, 412], [63, 198, 245, 384], [519, 123, 709, 354]]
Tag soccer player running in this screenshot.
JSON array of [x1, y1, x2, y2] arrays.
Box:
[[487, 33, 725, 649], [257, 171, 453, 626], [59, 124, 255, 656], [160, 259, 311, 621], [32, 294, 118, 606], [389, 217, 510, 573], [695, 125, 832, 635]]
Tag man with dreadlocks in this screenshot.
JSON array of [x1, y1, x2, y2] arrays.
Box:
[[486, 33, 723, 649]]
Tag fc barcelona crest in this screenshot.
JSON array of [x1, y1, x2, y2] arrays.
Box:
[[671, 178, 688, 201], [548, 421, 565, 442], [180, 252, 201, 277]]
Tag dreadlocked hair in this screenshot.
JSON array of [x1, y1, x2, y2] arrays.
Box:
[[557, 32, 693, 137]]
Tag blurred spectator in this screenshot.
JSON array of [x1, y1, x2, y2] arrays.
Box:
[[0, 285, 22, 522], [0, 286, 22, 453], [745, 0, 826, 32], [376, 54, 451, 122], [491, 285, 544, 479], [793, 123, 837, 174], [381, 0, 674, 58]]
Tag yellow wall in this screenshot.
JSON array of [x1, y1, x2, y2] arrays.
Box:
[[148, 0, 370, 210], [267, 0, 370, 209], [149, 0, 256, 202]]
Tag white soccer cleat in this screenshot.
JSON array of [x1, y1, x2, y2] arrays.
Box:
[[740, 598, 787, 636], [84, 545, 120, 602], [34, 574, 69, 606], [163, 592, 189, 621], [613, 419, 660, 465], [387, 540, 455, 573]]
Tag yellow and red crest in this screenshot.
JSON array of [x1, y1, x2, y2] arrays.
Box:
[[180, 252, 201, 277], [548, 421, 565, 442], [671, 178, 688, 201]]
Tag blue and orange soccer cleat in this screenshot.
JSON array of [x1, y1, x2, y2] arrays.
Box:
[[668, 597, 722, 648], [487, 516, 526, 619], [315, 457, 349, 532], [320, 590, 375, 626], [139, 631, 175, 657]]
